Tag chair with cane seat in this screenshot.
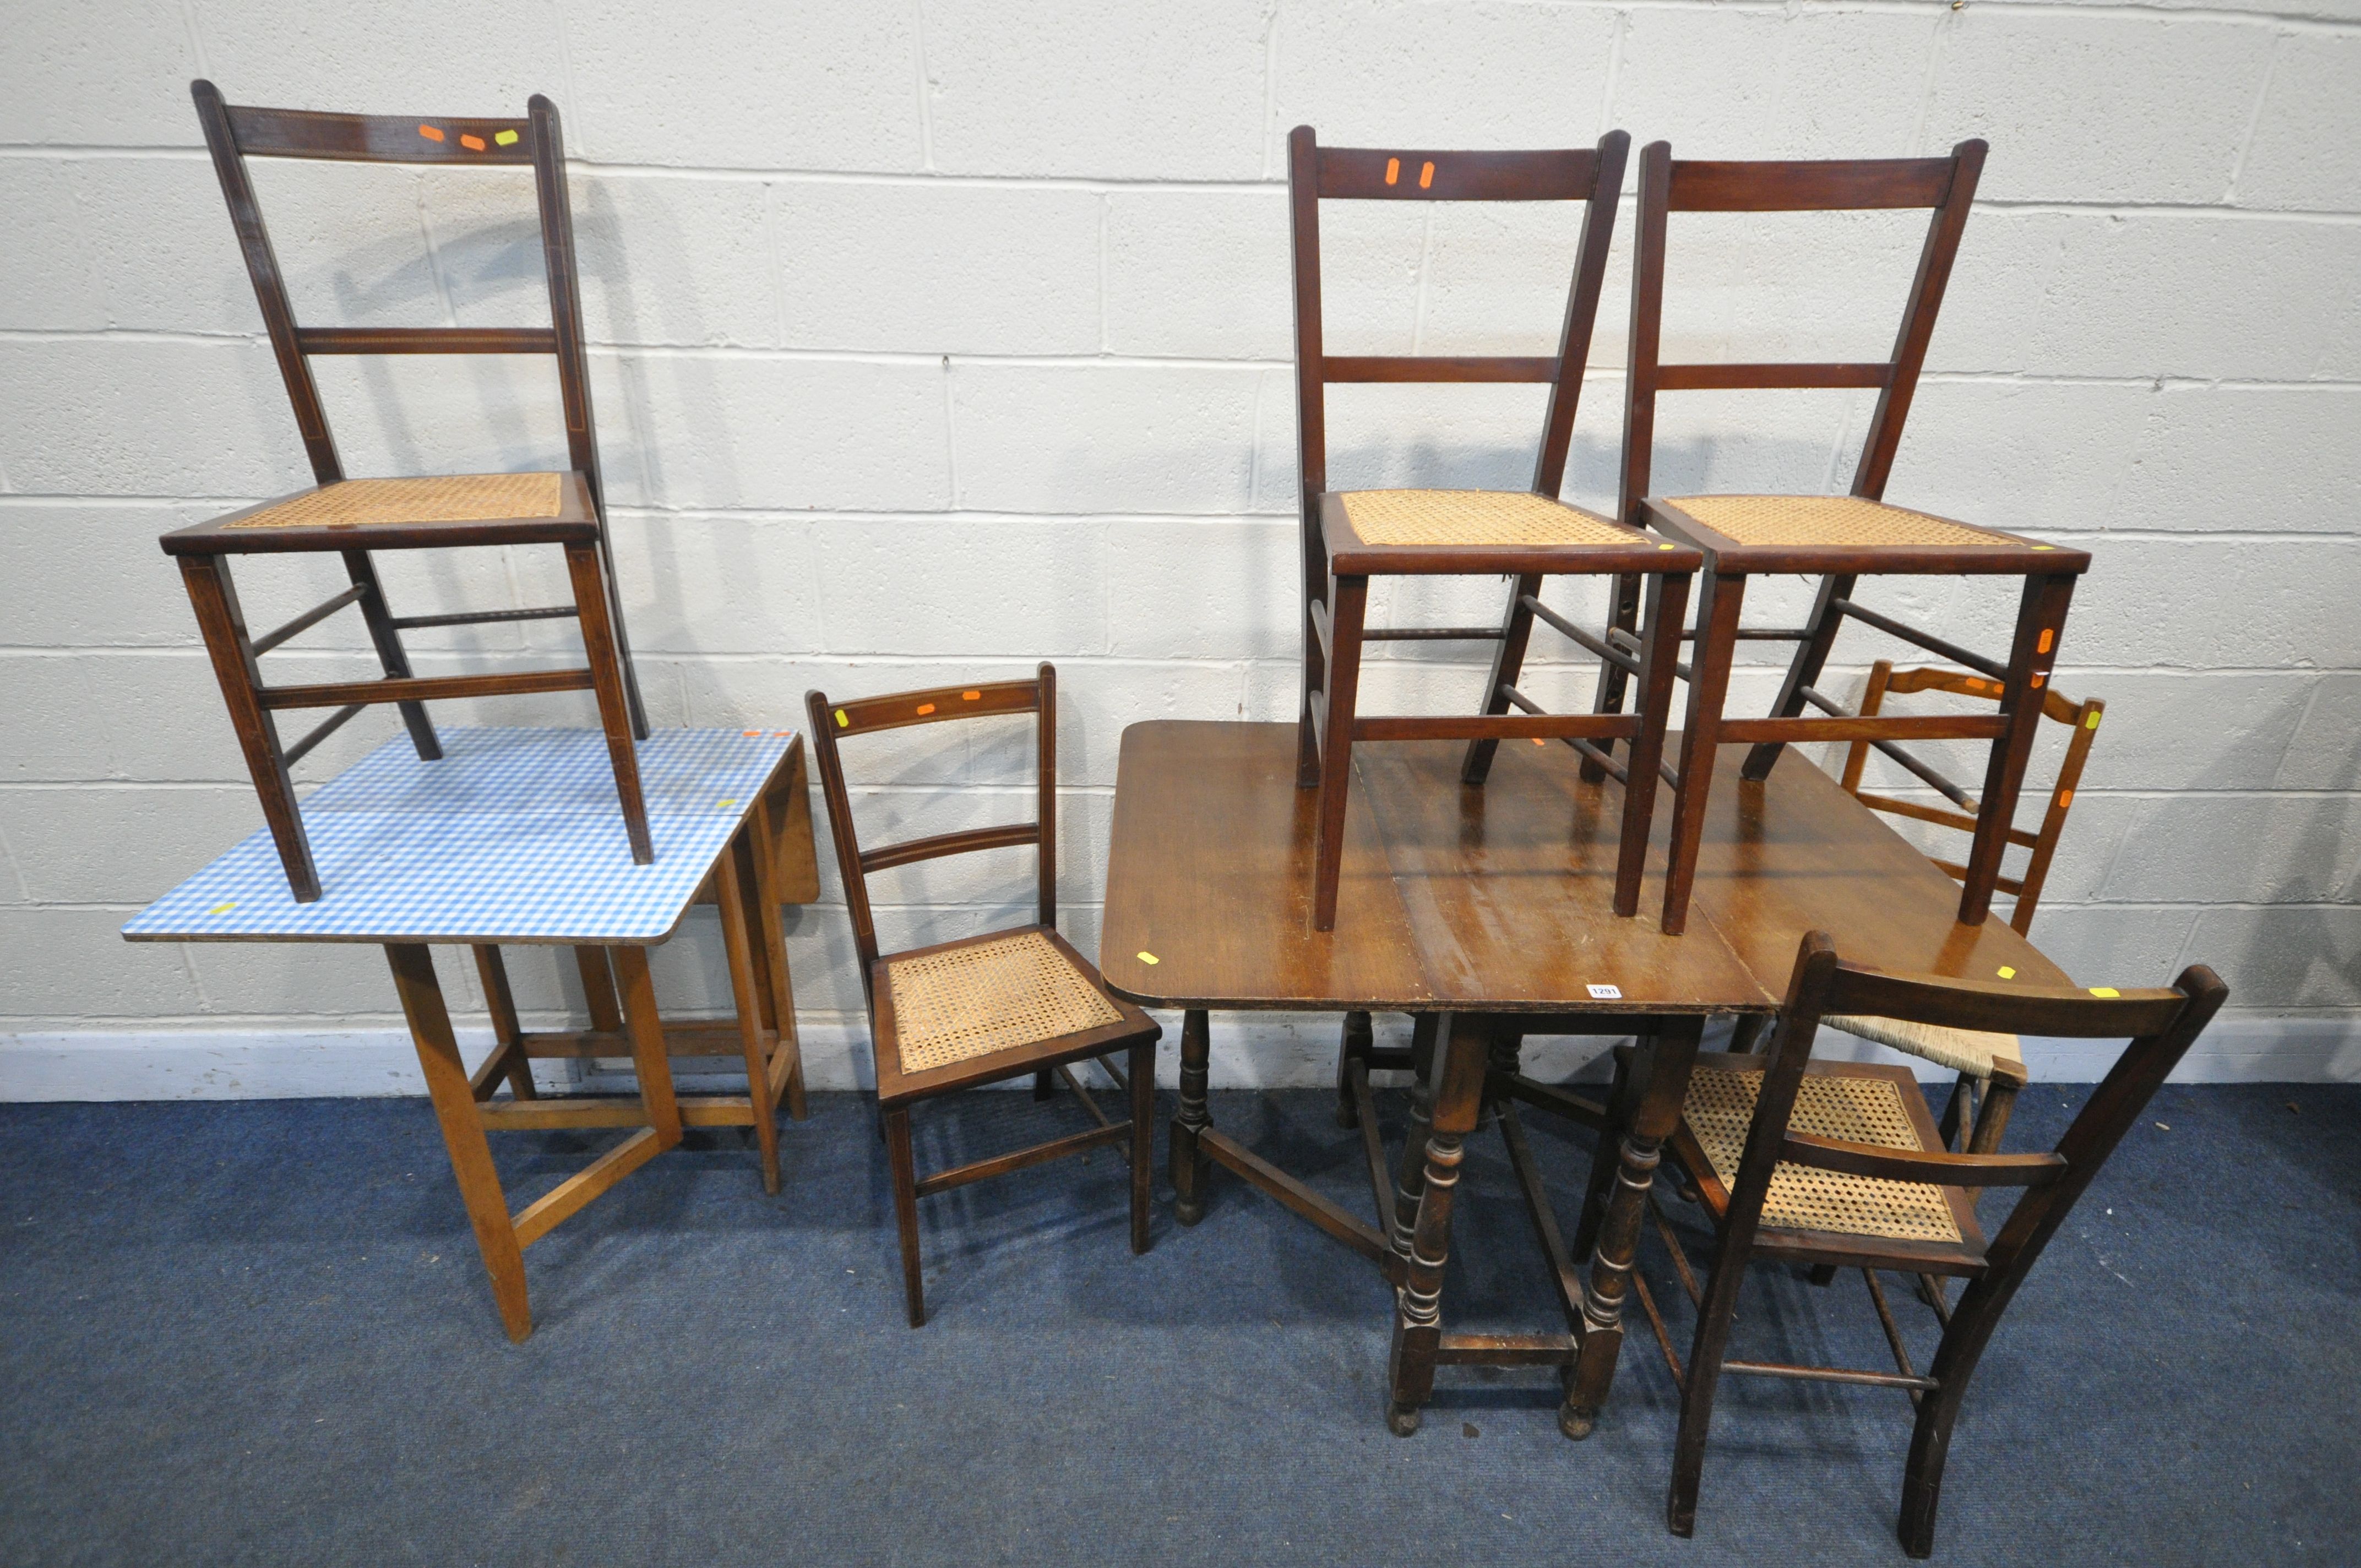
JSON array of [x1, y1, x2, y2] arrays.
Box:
[[167, 81, 650, 902], [1287, 124, 1703, 932], [1614, 138, 2094, 936], [1600, 931, 2223, 1556], [1817, 661, 2108, 1155], [805, 666, 1161, 1327]]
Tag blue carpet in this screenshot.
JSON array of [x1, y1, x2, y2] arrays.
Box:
[[1, 1081, 2355, 1565]]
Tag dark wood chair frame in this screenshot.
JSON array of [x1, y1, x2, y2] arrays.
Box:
[[1611, 138, 2093, 935], [804, 665, 1160, 1328], [166, 80, 651, 902], [1288, 125, 1703, 931], [1610, 932, 2224, 1556]]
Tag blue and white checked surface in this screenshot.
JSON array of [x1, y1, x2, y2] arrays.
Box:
[[123, 727, 796, 945]]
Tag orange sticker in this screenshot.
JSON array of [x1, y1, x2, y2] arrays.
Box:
[[418, 124, 445, 142], [1418, 160, 1435, 189], [459, 133, 486, 152], [2058, 789, 2074, 809], [2031, 673, 2047, 689], [1385, 157, 1400, 186], [2037, 629, 2054, 654], [962, 689, 981, 700], [742, 729, 761, 737], [771, 729, 791, 737], [916, 702, 936, 716], [1533, 738, 1547, 747], [493, 128, 520, 146]]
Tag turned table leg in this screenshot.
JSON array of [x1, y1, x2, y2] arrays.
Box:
[[1170, 1008, 1212, 1224], [1562, 1014, 1703, 1438], [1384, 1012, 1493, 1435]]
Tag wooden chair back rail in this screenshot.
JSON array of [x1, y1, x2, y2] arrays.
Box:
[[1662, 930, 2228, 1551], [804, 667, 1057, 989], [1620, 139, 1985, 523], [1837, 660, 2104, 933], [1314, 145, 1600, 202], [297, 326, 558, 355]]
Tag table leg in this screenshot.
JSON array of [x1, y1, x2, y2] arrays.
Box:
[[1390, 1013, 1441, 1253], [1562, 1014, 1704, 1439], [608, 945, 684, 1147], [1384, 1012, 1493, 1435], [385, 943, 531, 1343], [715, 835, 782, 1193], [1171, 1009, 1211, 1224]]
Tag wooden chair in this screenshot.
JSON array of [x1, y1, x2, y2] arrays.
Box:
[[804, 666, 1161, 1327], [1288, 126, 1702, 931], [1603, 931, 2223, 1556], [1820, 662, 2108, 1154], [1618, 139, 2093, 935], [165, 81, 650, 902]]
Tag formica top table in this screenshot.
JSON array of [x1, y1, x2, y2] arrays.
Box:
[[124, 725, 820, 1341], [1097, 720, 2069, 1435]]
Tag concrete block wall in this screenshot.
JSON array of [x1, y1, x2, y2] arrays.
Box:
[[2, 1, 2356, 1096]]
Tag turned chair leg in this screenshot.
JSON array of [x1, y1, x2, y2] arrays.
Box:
[[884, 1105, 924, 1327]]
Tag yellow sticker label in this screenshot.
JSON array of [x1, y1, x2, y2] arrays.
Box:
[[2089, 986, 2121, 998], [1136, 951, 1160, 965], [2086, 712, 2101, 729], [209, 902, 236, 915], [1996, 966, 2016, 979], [1658, 542, 1675, 549], [493, 128, 520, 146], [834, 709, 849, 727], [717, 799, 737, 808]]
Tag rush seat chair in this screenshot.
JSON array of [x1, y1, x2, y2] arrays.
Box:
[[167, 81, 650, 901], [806, 666, 1161, 1327]]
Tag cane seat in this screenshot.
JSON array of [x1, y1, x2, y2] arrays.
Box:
[[884, 929, 1128, 1075]]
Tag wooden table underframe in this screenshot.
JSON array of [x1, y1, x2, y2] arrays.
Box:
[[1100, 721, 2069, 1436]]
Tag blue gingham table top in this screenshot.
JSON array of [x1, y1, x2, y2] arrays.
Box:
[[123, 726, 797, 946]]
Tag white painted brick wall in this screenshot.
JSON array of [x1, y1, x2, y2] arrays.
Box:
[[2, 1, 2356, 1098]]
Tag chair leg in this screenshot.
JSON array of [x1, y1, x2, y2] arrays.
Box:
[[1612, 568, 1691, 917], [1335, 1010, 1374, 1129], [1936, 1072, 1978, 1152], [1957, 571, 2077, 925], [585, 521, 652, 741], [1298, 507, 1330, 790], [884, 1104, 924, 1327], [341, 548, 441, 761], [1460, 571, 1542, 786], [1660, 571, 1747, 935], [563, 540, 654, 865], [1727, 1014, 1769, 1054], [1967, 1074, 2021, 1154], [1310, 573, 1369, 932], [176, 553, 322, 902], [1129, 1039, 1154, 1255], [1032, 1068, 1055, 1101], [1581, 571, 1646, 783], [1740, 571, 1853, 782], [1668, 1199, 1752, 1538]]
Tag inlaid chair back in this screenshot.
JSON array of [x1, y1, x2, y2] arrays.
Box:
[[1616, 139, 2093, 937], [1287, 126, 1704, 931], [168, 82, 651, 901], [803, 666, 1160, 1329], [1647, 931, 2226, 1555], [804, 669, 1059, 1003], [1840, 661, 2106, 935]]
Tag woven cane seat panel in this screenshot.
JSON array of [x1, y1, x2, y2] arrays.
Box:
[[226, 472, 566, 530], [1340, 489, 1633, 548], [1825, 1015, 2025, 1081], [1685, 1065, 1961, 1244], [884, 930, 1127, 1075], [1667, 494, 2016, 551]]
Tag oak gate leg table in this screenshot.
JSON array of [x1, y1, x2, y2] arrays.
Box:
[[1098, 720, 2075, 1436], [124, 725, 821, 1342]]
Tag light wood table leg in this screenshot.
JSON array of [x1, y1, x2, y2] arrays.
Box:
[[608, 945, 684, 1147], [385, 942, 532, 1343], [1562, 1014, 1704, 1438], [715, 835, 782, 1193], [1384, 1012, 1493, 1435]]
